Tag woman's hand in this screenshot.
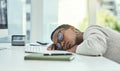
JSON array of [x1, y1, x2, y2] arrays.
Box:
[[47, 44, 56, 50], [47, 43, 78, 53]]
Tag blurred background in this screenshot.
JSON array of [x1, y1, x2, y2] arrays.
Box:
[[0, 0, 120, 43]]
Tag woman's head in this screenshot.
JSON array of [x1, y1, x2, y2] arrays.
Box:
[[51, 24, 83, 50]]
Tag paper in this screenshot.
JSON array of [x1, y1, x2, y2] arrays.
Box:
[[25, 46, 73, 55]]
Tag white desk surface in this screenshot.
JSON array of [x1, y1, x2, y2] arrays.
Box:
[[0, 43, 120, 71]]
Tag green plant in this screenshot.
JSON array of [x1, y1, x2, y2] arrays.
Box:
[[78, 9, 120, 32]]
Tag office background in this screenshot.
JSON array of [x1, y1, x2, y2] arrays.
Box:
[[0, 0, 120, 43]]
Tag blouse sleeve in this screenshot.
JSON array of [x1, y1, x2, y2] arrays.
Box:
[[76, 28, 108, 56]]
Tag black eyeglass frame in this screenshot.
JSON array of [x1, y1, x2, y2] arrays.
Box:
[[55, 30, 64, 50]]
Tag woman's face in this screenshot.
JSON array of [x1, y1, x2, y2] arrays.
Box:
[[52, 28, 83, 50]]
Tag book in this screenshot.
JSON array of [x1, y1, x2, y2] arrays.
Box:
[[24, 53, 75, 61]]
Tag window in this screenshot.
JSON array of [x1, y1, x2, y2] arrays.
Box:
[[29, 0, 89, 43], [0, 0, 7, 29], [0, 0, 8, 41], [0, 0, 30, 43], [0, 0, 96, 43], [96, 0, 120, 32], [58, 0, 88, 31]]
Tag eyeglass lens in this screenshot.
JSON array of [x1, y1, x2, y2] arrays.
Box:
[[56, 43, 62, 50], [55, 32, 64, 50], [58, 33, 64, 41]]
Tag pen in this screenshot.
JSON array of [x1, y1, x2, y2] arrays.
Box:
[[43, 53, 72, 56], [36, 41, 48, 45]]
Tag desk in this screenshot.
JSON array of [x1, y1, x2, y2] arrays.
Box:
[[0, 43, 120, 71]]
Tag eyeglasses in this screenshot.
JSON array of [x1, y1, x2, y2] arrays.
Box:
[[55, 32, 64, 50]]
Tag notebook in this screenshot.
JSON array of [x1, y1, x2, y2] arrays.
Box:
[[24, 53, 75, 61]]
